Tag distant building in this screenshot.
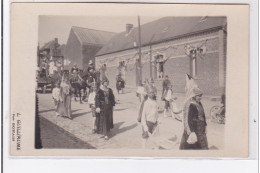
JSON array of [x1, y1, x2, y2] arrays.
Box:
[[95, 17, 227, 95], [38, 38, 65, 76], [64, 26, 115, 70], [39, 38, 65, 61]]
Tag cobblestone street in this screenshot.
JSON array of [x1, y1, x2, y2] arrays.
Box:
[[38, 87, 225, 150], [39, 115, 95, 149]]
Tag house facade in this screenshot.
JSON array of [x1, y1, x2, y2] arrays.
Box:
[[95, 17, 227, 95], [65, 26, 115, 70], [38, 38, 65, 76]]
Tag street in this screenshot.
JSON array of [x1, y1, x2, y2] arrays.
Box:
[[37, 87, 224, 150], [39, 115, 95, 149]]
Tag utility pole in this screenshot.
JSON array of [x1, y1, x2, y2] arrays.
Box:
[[148, 33, 157, 79], [138, 16, 142, 84]]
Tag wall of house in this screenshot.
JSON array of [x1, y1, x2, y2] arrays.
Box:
[[82, 44, 103, 70], [96, 29, 226, 95], [64, 31, 83, 69]]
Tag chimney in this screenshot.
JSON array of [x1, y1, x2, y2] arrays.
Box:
[[54, 38, 59, 49], [126, 24, 133, 34]]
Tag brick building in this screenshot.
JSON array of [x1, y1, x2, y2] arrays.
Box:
[[95, 17, 227, 95], [65, 26, 115, 70]]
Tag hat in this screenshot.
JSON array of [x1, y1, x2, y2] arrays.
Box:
[[149, 78, 154, 83], [91, 81, 97, 88], [192, 87, 203, 97], [88, 67, 94, 72], [101, 78, 109, 84], [184, 74, 203, 102], [147, 85, 156, 94]]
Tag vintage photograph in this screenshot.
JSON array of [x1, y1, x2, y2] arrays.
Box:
[[35, 16, 227, 150], [10, 3, 249, 157]]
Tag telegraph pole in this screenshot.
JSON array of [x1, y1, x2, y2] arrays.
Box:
[[138, 16, 142, 84], [148, 33, 157, 79]]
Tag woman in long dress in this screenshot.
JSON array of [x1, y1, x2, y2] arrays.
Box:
[[179, 86, 208, 150], [95, 79, 116, 140], [57, 74, 72, 119]]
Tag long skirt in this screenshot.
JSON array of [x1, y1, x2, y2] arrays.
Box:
[[179, 131, 208, 150], [57, 94, 71, 118], [96, 103, 114, 136]]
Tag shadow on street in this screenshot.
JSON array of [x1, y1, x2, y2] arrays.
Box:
[[110, 121, 138, 139]]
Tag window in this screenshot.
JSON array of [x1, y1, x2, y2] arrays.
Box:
[[185, 43, 207, 78], [186, 47, 200, 78], [191, 56, 197, 77], [102, 63, 107, 69], [118, 60, 126, 80], [118, 60, 126, 68], [154, 54, 167, 79]]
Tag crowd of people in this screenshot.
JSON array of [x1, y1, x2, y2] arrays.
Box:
[[136, 74, 208, 150], [51, 61, 208, 149], [51, 61, 117, 140]]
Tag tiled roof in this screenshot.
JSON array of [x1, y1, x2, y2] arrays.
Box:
[[40, 40, 58, 50], [71, 26, 116, 45], [97, 16, 227, 56], [40, 40, 66, 56], [59, 44, 66, 55]]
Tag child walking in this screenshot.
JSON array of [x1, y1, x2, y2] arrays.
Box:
[[52, 83, 62, 116], [141, 86, 159, 149], [163, 83, 173, 117], [136, 81, 147, 122], [88, 82, 97, 134]]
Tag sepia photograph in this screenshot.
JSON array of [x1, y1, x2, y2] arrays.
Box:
[[10, 3, 249, 157], [35, 15, 226, 150]]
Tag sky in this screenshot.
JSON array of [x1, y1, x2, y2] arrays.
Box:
[[38, 16, 163, 47]]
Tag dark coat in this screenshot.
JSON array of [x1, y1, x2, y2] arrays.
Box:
[[95, 88, 115, 135], [180, 100, 208, 150], [116, 77, 125, 90]]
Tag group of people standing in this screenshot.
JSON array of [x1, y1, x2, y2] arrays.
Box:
[[136, 74, 208, 150], [52, 63, 208, 148], [52, 61, 116, 140]]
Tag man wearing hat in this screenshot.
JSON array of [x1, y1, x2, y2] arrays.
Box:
[[87, 60, 95, 72], [95, 79, 115, 140], [71, 64, 79, 73]]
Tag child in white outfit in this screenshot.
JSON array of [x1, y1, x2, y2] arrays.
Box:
[[52, 83, 62, 116], [141, 86, 159, 149], [163, 83, 172, 117], [88, 84, 97, 133]]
